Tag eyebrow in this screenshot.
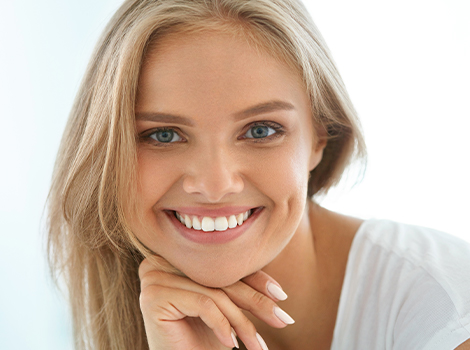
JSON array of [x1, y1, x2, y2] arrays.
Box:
[[233, 100, 296, 121], [135, 112, 195, 126], [135, 100, 295, 125]]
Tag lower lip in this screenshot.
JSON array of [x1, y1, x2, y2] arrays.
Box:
[[166, 208, 262, 244]]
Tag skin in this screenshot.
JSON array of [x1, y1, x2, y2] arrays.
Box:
[[456, 339, 470, 350], [134, 28, 363, 350]]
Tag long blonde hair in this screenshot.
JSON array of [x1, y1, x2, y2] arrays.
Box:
[[47, 0, 366, 348]]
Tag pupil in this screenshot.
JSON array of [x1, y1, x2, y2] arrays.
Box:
[[252, 126, 268, 138], [156, 130, 173, 142]]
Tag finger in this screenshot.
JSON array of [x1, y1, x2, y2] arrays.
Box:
[[138, 255, 183, 280], [140, 285, 236, 349], [241, 270, 288, 301], [141, 271, 267, 350], [223, 281, 294, 328]]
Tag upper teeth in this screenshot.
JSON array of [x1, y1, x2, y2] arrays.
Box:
[[175, 209, 252, 232]]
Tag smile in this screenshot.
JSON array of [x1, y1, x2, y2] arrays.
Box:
[[174, 209, 253, 232], [167, 207, 263, 244]]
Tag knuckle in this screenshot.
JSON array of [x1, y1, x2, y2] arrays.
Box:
[[237, 314, 257, 335], [197, 294, 216, 310], [216, 312, 230, 329], [139, 270, 165, 288], [210, 288, 228, 301], [138, 256, 170, 279], [249, 290, 270, 311], [139, 284, 162, 308]]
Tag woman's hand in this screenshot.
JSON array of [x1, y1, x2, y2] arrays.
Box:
[[139, 255, 293, 350]]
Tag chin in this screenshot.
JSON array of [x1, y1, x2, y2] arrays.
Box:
[[181, 255, 273, 288], [185, 270, 240, 288]]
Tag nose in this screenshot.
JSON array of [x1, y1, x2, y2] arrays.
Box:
[[182, 144, 244, 202]]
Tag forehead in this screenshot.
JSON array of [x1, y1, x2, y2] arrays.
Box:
[[136, 29, 308, 118], [145, 24, 301, 78]]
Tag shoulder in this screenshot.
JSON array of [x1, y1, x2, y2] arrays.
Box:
[[354, 219, 470, 257], [351, 219, 470, 283], [350, 219, 470, 318], [334, 219, 470, 349]]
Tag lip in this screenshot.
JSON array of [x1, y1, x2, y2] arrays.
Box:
[[165, 207, 263, 244]]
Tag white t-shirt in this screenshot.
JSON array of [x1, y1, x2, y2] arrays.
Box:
[[331, 219, 470, 350]]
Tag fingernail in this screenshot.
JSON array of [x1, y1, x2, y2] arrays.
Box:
[[256, 332, 269, 350], [267, 282, 288, 301], [274, 306, 295, 324], [231, 328, 239, 349]]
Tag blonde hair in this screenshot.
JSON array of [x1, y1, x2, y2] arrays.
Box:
[[47, 0, 366, 349]]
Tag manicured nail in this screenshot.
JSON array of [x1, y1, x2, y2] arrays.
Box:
[[256, 332, 269, 350], [267, 282, 287, 301], [274, 306, 295, 324], [231, 328, 239, 349]]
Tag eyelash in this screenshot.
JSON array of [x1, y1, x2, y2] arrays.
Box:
[[139, 121, 285, 147]]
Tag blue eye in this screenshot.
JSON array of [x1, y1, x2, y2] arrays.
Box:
[[245, 125, 276, 139], [149, 129, 182, 143]]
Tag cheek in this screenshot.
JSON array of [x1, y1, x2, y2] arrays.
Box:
[[239, 144, 310, 270], [137, 151, 165, 208], [137, 150, 181, 203], [244, 139, 312, 237], [247, 142, 311, 202], [133, 150, 180, 240]]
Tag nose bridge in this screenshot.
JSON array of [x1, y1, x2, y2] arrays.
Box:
[[183, 139, 244, 201]]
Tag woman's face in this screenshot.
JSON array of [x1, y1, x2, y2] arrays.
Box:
[[133, 29, 325, 287]]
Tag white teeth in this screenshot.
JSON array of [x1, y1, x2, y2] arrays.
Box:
[[184, 215, 192, 229], [192, 216, 201, 230], [175, 209, 253, 232], [176, 212, 184, 224], [236, 213, 244, 225], [228, 215, 237, 228], [201, 217, 215, 232], [215, 216, 229, 231]]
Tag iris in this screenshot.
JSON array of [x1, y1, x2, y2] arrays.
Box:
[[152, 129, 176, 143], [250, 126, 270, 138]]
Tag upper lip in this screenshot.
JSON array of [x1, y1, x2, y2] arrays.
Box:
[[166, 206, 258, 217]]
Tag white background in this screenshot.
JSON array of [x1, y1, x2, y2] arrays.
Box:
[[0, 0, 468, 349]]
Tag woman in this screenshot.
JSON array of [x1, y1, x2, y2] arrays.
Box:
[[47, 0, 470, 349]]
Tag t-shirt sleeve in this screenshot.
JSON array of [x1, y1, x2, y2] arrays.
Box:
[[331, 220, 470, 350], [393, 271, 470, 350]]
